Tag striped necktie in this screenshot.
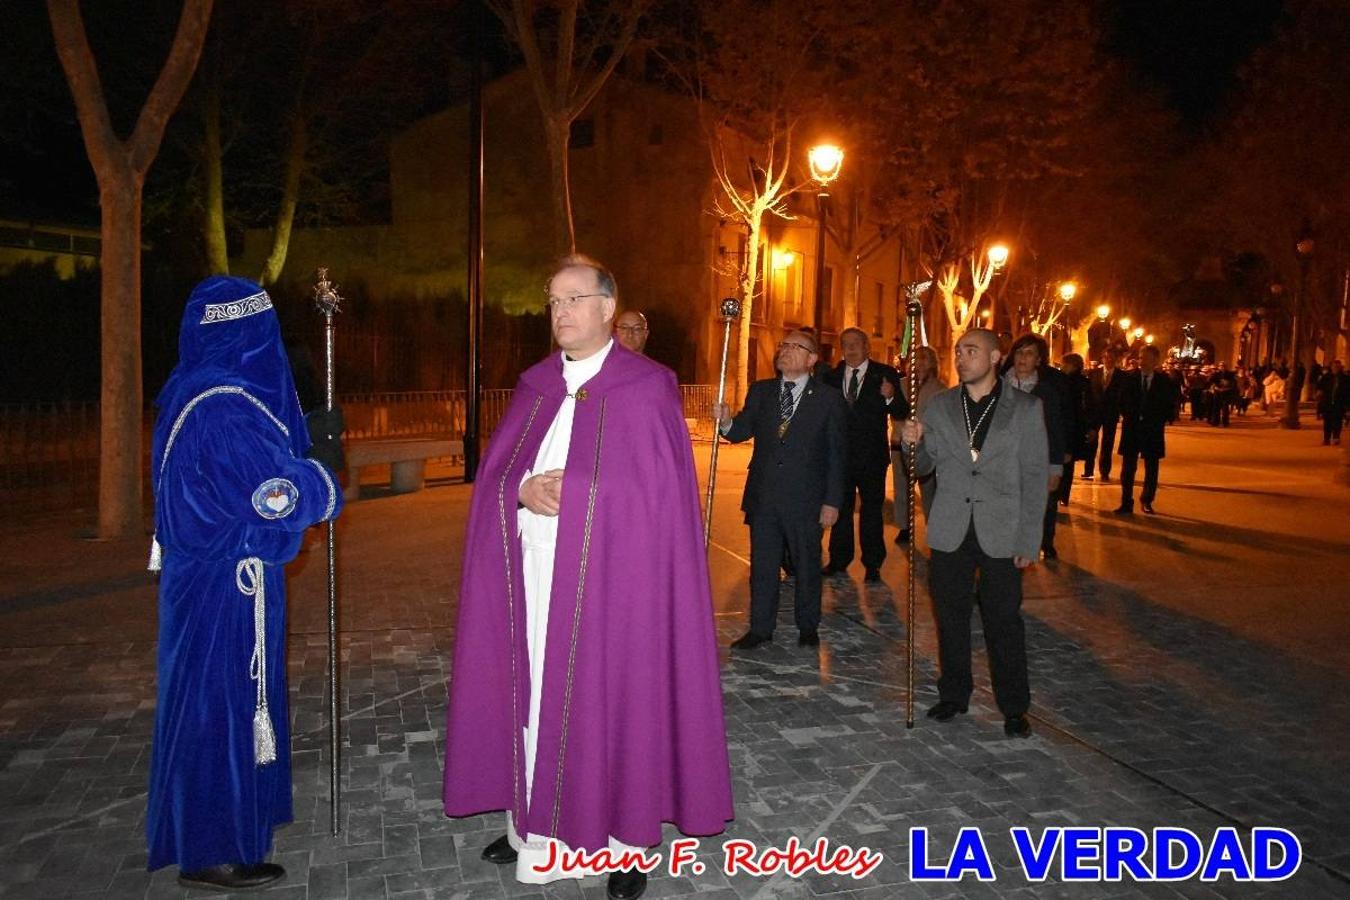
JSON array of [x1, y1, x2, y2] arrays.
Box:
[[847, 368, 861, 404], [778, 381, 795, 437]]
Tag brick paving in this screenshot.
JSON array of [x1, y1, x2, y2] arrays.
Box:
[[2, 417, 1349, 899]]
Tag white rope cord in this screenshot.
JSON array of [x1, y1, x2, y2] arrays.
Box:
[[235, 557, 277, 766]]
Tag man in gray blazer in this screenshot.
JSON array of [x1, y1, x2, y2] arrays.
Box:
[[899, 328, 1048, 738]]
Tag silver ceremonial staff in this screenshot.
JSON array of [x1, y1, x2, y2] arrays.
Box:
[[704, 297, 742, 549], [313, 268, 343, 835], [903, 283, 930, 729]]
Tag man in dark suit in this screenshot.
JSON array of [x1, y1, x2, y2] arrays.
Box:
[[714, 329, 848, 649], [1087, 348, 1127, 480], [899, 328, 1048, 738], [1115, 345, 1179, 515], [821, 327, 908, 582]]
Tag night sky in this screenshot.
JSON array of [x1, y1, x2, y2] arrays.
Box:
[[0, 1, 1290, 224]]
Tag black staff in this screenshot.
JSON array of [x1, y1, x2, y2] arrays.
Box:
[[704, 298, 742, 548], [902, 284, 930, 729], [312, 269, 343, 834]]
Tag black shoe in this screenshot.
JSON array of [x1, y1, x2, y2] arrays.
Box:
[[1113, 505, 1133, 515], [797, 629, 819, 647], [608, 869, 648, 900], [1004, 715, 1032, 738], [893, 529, 910, 545], [1100, 474, 1112, 483], [1081, 472, 1093, 480], [481, 834, 518, 865], [925, 700, 967, 722], [821, 563, 849, 577], [864, 568, 882, 583], [1141, 502, 1155, 515], [1041, 546, 1058, 560], [178, 863, 285, 892], [731, 631, 772, 650]]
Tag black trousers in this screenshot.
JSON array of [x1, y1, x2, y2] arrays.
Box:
[[828, 462, 888, 570], [1092, 419, 1118, 478], [1324, 407, 1345, 442], [1041, 489, 1059, 551], [928, 524, 1030, 717], [1058, 465, 1076, 505], [1118, 451, 1160, 508], [749, 509, 823, 637]]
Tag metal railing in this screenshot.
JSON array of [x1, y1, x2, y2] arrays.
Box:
[[0, 386, 719, 509]]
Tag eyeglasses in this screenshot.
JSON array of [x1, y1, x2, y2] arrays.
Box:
[[546, 292, 610, 311], [777, 340, 814, 354], [615, 325, 648, 334]]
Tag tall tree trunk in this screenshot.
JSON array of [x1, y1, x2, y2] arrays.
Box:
[[202, 66, 228, 274], [544, 115, 576, 254], [98, 171, 146, 539], [47, 0, 214, 538], [734, 217, 763, 406], [258, 114, 308, 285]]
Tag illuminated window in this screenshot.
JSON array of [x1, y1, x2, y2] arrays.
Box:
[[773, 249, 803, 322]]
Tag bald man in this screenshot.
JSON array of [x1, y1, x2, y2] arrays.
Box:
[[614, 310, 649, 355], [899, 328, 1048, 738]]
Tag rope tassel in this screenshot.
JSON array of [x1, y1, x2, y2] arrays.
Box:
[[236, 557, 277, 766]]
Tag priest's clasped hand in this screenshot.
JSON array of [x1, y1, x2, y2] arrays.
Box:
[[520, 469, 564, 516], [819, 504, 839, 528]]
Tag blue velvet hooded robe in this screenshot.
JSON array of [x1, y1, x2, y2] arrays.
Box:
[[146, 276, 341, 872]]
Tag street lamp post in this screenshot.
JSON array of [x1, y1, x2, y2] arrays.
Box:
[[1282, 228, 1315, 429], [808, 144, 844, 344]]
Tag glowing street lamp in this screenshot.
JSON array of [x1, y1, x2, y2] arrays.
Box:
[[1058, 281, 1078, 302], [1144, 334, 1155, 345], [1118, 317, 1132, 331], [1096, 304, 1110, 320], [980, 308, 992, 321], [809, 143, 844, 338], [987, 244, 1010, 269], [1132, 326, 1145, 340]]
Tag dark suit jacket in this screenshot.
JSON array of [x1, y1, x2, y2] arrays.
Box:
[[724, 376, 848, 522], [1089, 366, 1128, 426], [821, 359, 908, 471], [1118, 370, 1179, 459]]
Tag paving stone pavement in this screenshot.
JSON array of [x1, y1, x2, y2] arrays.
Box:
[[2, 421, 1349, 899]]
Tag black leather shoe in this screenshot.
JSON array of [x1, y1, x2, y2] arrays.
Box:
[[608, 868, 648, 900], [178, 863, 285, 891], [1141, 502, 1155, 515], [481, 834, 518, 865], [1113, 505, 1133, 515], [864, 568, 882, 583], [1004, 715, 1032, 738], [797, 629, 819, 647], [821, 563, 849, 577], [925, 700, 967, 722], [1100, 474, 1112, 482], [1041, 546, 1058, 560], [731, 631, 772, 650], [893, 529, 910, 545]]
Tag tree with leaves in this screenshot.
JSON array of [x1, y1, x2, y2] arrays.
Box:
[[47, 0, 214, 539]]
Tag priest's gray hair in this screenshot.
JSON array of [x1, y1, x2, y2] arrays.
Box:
[[551, 253, 617, 300]]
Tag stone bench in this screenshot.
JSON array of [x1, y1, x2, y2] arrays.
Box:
[[345, 437, 463, 500]]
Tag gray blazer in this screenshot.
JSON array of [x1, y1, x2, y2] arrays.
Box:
[[915, 385, 1049, 560]]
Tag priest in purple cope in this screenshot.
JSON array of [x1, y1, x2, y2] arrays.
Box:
[[442, 255, 733, 900]]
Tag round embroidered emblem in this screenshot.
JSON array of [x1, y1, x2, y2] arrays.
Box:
[[252, 478, 300, 519]]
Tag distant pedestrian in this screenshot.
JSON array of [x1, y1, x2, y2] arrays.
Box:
[[1058, 353, 1092, 507], [1316, 360, 1348, 445], [1115, 345, 1179, 516], [893, 345, 946, 543], [1001, 333, 1070, 560], [1086, 349, 1126, 481]]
